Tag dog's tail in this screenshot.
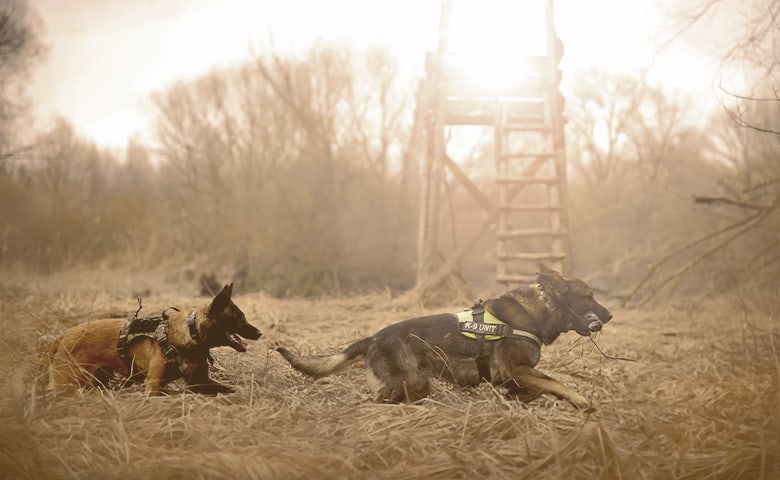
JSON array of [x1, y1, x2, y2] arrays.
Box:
[[276, 336, 373, 378]]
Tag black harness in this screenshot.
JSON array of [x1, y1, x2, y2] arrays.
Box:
[[470, 303, 493, 382], [117, 308, 204, 372], [457, 301, 543, 383]]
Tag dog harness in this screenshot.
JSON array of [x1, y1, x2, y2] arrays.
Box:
[[457, 302, 543, 382], [117, 308, 203, 372], [456, 306, 543, 347]]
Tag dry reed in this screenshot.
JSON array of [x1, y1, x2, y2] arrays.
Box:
[[0, 269, 777, 479]]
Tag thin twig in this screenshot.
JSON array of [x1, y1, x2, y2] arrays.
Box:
[[693, 195, 771, 210], [133, 298, 143, 319], [623, 208, 767, 306], [638, 209, 770, 307], [589, 336, 637, 362], [716, 84, 780, 136], [742, 177, 780, 194]]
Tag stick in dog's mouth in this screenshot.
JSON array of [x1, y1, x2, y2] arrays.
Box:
[[584, 312, 603, 333]]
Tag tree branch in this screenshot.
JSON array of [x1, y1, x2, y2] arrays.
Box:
[[623, 207, 769, 306], [693, 195, 772, 210], [742, 177, 780, 194], [636, 209, 770, 307], [716, 85, 780, 136]]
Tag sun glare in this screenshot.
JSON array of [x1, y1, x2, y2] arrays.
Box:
[[443, 0, 549, 95], [81, 110, 146, 149]]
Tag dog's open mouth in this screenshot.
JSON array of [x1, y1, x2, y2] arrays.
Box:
[[226, 333, 248, 352]]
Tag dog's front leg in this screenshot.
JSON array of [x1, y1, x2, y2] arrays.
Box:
[[502, 366, 590, 409], [185, 359, 234, 395], [144, 354, 167, 396]]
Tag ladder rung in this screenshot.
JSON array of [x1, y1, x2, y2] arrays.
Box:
[[443, 79, 547, 99], [497, 274, 537, 285], [497, 229, 568, 239], [496, 176, 561, 185], [498, 252, 567, 261], [498, 204, 561, 212], [498, 151, 561, 161], [442, 114, 549, 129], [443, 113, 496, 126], [501, 123, 550, 132]]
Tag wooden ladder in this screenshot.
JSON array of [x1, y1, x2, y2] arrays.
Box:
[[413, 0, 571, 292], [495, 3, 571, 287], [494, 98, 571, 286]]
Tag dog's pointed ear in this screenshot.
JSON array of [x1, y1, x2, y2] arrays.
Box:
[[209, 284, 233, 315], [537, 269, 568, 296], [539, 264, 557, 275]]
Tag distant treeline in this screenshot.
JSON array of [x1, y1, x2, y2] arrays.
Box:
[[1, 45, 778, 300]]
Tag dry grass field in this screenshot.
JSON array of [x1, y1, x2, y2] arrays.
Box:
[[1, 268, 778, 480]]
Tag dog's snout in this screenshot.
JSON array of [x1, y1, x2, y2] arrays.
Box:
[[241, 325, 263, 340], [583, 312, 599, 322], [583, 311, 604, 333]]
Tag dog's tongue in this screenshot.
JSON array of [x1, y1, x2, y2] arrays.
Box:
[[227, 333, 247, 352]]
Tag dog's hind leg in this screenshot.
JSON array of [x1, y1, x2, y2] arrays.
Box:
[[503, 366, 590, 409], [365, 337, 430, 403]]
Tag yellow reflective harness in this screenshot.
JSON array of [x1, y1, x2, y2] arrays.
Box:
[[456, 308, 543, 348], [455, 303, 543, 383]]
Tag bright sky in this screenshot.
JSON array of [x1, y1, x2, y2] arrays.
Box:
[[29, 0, 723, 149]]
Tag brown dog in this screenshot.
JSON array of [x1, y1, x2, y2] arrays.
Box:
[[277, 269, 611, 408], [45, 283, 261, 396]]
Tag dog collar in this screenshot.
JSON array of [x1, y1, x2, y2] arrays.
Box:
[[188, 311, 200, 342], [456, 309, 543, 348], [187, 310, 214, 364]]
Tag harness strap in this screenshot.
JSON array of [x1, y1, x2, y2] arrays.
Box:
[[457, 311, 543, 348], [117, 317, 133, 369], [117, 309, 197, 372], [456, 303, 544, 383], [154, 320, 179, 362], [470, 303, 492, 383]]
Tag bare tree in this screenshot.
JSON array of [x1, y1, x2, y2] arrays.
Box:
[[0, 0, 46, 162], [148, 45, 416, 295], [613, 1, 780, 305], [566, 70, 700, 189], [566, 70, 646, 187], [563, 69, 734, 299], [663, 0, 779, 133]]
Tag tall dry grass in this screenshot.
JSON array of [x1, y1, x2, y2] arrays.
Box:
[[0, 269, 778, 479]]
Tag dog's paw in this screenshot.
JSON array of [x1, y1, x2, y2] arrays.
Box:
[[188, 382, 235, 395], [566, 392, 592, 410]]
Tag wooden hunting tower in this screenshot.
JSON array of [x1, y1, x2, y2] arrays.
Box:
[[413, 0, 571, 292]]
